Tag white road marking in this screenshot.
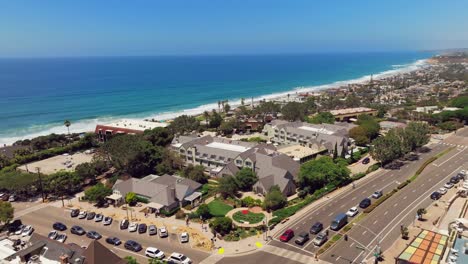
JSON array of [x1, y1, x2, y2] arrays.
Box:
[[352, 197, 357, 201], [350, 242, 355, 248], [373, 220, 378, 225], [403, 196, 407, 200], [328, 212, 333, 217], [394, 203, 398, 207], [384, 211, 388, 216], [362, 230, 367, 235]]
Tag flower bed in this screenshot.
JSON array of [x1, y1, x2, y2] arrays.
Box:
[[232, 210, 265, 224]]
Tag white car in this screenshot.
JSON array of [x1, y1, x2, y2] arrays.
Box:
[[15, 225, 25, 235], [180, 232, 189, 243], [48, 230, 58, 240], [346, 207, 359, 217], [438, 187, 447, 195], [103, 216, 113, 226], [159, 227, 168, 238], [145, 247, 165, 259], [463, 182, 468, 189], [168, 252, 192, 264], [460, 170, 466, 175], [22, 225, 34, 236], [8, 195, 16, 202], [78, 211, 87, 219], [128, 222, 138, 232], [56, 233, 67, 243], [444, 182, 454, 189]]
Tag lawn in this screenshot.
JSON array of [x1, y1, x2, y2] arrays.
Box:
[[207, 199, 233, 217], [232, 210, 265, 224]]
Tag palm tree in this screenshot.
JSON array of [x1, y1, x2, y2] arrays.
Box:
[[203, 111, 210, 124], [64, 120, 71, 135], [217, 101, 221, 112]]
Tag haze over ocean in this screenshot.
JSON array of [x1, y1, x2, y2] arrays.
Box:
[[0, 51, 433, 144]]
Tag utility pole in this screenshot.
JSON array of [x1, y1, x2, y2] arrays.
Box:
[[36, 167, 45, 203]]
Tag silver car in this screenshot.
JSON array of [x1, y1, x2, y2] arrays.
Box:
[[148, 225, 157, 236]]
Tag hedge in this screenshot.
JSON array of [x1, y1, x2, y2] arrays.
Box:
[[363, 188, 398, 214], [160, 206, 180, 217]]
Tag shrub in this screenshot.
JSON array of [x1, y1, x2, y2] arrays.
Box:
[[196, 204, 212, 219], [352, 172, 366, 181], [366, 164, 380, 174], [241, 196, 262, 207], [210, 217, 233, 236], [160, 206, 180, 217], [175, 210, 186, 219]]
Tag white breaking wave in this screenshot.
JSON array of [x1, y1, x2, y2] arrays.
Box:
[[0, 59, 428, 146]]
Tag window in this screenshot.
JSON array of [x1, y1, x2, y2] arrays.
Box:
[[179, 149, 185, 153], [245, 161, 252, 167], [236, 159, 242, 165], [187, 151, 192, 155]]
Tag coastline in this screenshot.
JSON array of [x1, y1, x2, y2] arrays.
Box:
[[0, 57, 431, 145]]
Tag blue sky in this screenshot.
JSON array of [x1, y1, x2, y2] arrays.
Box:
[[1, 0, 467, 57]]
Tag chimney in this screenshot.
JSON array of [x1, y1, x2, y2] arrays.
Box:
[[60, 254, 69, 264]]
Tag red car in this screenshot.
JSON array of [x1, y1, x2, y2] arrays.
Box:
[[280, 229, 294, 242]]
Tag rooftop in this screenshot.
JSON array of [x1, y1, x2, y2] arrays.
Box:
[[277, 144, 326, 160], [205, 141, 251, 153], [397, 230, 448, 264], [329, 107, 376, 116], [297, 125, 334, 135]]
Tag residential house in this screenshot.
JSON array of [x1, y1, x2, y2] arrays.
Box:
[[95, 119, 168, 142], [111, 174, 202, 212]]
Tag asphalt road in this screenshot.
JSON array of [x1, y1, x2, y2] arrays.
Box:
[[20, 206, 210, 263], [321, 145, 468, 264], [269, 143, 448, 255], [221, 251, 304, 264]]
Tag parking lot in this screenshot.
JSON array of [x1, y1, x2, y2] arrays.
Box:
[[19, 206, 209, 263]]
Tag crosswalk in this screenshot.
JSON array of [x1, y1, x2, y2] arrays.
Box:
[[199, 254, 224, 264], [261, 245, 316, 264], [438, 142, 467, 149]]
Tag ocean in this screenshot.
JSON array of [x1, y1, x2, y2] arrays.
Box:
[[0, 51, 434, 145]]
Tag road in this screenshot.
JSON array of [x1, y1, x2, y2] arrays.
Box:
[[321, 143, 468, 263], [20, 206, 210, 263], [269, 143, 448, 255]]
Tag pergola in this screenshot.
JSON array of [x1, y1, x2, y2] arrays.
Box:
[[184, 191, 202, 207]]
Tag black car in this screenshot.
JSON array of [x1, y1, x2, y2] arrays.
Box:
[[70, 226, 86, 235], [70, 209, 79, 218], [359, 198, 371, 209], [450, 176, 460, 184], [86, 212, 96, 220], [456, 173, 465, 181], [106, 237, 122, 246], [120, 219, 129, 230], [310, 222, 323, 234], [86, 231, 102, 240], [138, 223, 147, 234], [362, 157, 370, 164], [294, 232, 310, 245], [124, 240, 142, 252], [430, 191, 441, 200], [7, 219, 22, 233], [52, 222, 67, 231]]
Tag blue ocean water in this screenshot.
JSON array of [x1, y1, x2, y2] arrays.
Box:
[[0, 52, 434, 144]]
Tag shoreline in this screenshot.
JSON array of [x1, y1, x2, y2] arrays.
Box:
[[0, 58, 431, 145]]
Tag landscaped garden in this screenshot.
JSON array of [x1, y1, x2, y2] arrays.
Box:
[[207, 199, 233, 217], [232, 209, 265, 224]]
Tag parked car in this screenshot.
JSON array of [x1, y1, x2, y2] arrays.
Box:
[[120, 219, 129, 230], [456, 173, 465, 181], [86, 231, 102, 240], [14, 225, 25, 235], [8, 219, 22, 234], [48, 230, 58, 240], [313, 231, 328, 246], [138, 223, 147, 234], [438, 187, 447, 195], [53, 222, 67, 231], [86, 212, 96, 220], [279, 229, 294, 242], [124, 240, 142, 252], [463, 182, 468, 189], [145, 247, 165, 259], [94, 214, 103, 222], [56, 234, 67, 243], [430, 191, 441, 200], [372, 190, 383, 199], [103, 216, 113, 226], [1, 194, 9, 201], [148, 225, 157, 236], [330, 213, 348, 231], [450, 176, 460, 184], [346, 207, 359, 217], [180, 232, 189, 243], [294, 232, 309, 245], [8, 195, 16, 202], [70, 209, 80, 217], [310, 222, 323, 234], [70, 226, 86, 236], [460, 170, 466, 175], [159, 227, 168, 238], [105, 237, 122, 246], [22, 225, 34, 236], [168, 253, 192, 264], [362, 157, 370, 164], [359, 198, 371, 209], [128, 222, 138, 232], [444, 182, 454, 189], [78, 211, 87, 219]]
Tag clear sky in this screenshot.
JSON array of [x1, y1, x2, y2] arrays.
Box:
[[1, 0, 467, 57]]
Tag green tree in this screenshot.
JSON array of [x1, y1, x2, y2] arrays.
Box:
[[125, 192, 138, 205], [210, 217, 233, 236], [235, 168, 258, 191], [449, 95, 468, 108], [417, 208, 427, 220], [168, 115, 200, 134], [196, 204, 212, 219], [333, 143, 338, 160], [298, 156, 350, 191], [45, 171, 82, 206], [124, 256, 139, 264], [356, 115, 380, 140], [349, 126, 370, 146], [371, 129, 403, 164], [263, 185, 287, 211], [64, 120, 71, 135], [281, 102, 307, 121], [0, 201, 14, 224], [308, 112, 335, 124], [219, 121, 234, 135], [84, 183, 112, 205], [209, 110, 223, 128], [217, 176, 239, 199], [143, 127, 173, 147], [224, 103, 231, 113], [181, 165, 208, 184]]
